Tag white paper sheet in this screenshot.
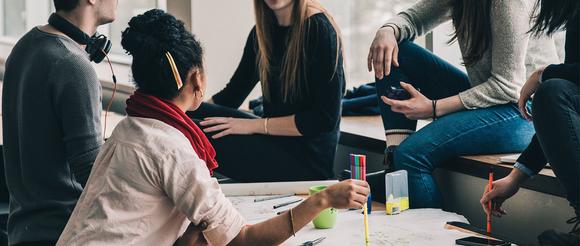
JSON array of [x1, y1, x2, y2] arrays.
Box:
[[228, 195, 304, 224], [225, 183, 473, 245], [284, 209, 470, 246], [229, 198, 471, 246]]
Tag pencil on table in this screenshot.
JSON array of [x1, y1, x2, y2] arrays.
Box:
[[364, 203, 369, 246], [254, 194, 293, 202], [273, 199, 302, 209]]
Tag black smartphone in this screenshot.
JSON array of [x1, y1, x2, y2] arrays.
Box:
[[385, 86, 411, 100], [456, 236, 511, 246]]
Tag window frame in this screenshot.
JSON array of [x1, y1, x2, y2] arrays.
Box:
[[0, 0, 167, 65]]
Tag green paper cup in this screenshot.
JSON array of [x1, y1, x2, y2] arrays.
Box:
[[309, 185, 338, 229]]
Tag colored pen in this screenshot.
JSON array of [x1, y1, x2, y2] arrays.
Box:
[[487, 168, 493, 235], [273, 199, 303, 209], [300, 237, 326, 246], [254, 194, 294, 202]]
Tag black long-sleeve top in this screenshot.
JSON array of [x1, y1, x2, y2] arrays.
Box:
[[212, 13, 345, 178], [517, 15, 579, 174]]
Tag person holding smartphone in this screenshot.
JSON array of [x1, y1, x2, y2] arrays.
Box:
[[367, 0, 560, 208]]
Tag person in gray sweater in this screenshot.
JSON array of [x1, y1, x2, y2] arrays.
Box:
[[2, 0, 117, 245], [367, 0, 560, 208]]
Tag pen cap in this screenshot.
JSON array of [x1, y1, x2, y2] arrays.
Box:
[[349, 154, 366, 180]]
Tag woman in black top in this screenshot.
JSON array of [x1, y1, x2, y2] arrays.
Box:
[[188, 0, 344, 182], [481, 1, 579, 244]]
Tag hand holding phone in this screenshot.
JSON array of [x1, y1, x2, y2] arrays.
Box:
[[386, 85, 412, 100]]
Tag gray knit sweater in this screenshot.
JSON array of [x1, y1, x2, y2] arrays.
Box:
[[387, 0, 561, 109], [2, 27, 102, 244]]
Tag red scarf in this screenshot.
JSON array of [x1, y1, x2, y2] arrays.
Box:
[[125, 90, 218, 174]]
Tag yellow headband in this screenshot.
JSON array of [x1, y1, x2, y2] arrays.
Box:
[[165, 52, 183, 90]]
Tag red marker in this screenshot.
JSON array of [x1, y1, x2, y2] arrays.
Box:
[[487, 168, 494, 235]]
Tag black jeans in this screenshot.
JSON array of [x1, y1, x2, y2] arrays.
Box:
[[533, 78, 580, 210], [187, 103, 329, 182]]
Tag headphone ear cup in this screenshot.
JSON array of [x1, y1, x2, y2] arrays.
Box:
[[87, 36, 111, 63]]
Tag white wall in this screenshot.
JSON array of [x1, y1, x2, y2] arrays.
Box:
[[191, 0, 255, 98], [322, 0, 419, 87], [432, 21, 464, 71]]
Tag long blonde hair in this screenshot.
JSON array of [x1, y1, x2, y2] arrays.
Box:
[[254, 0, 343, 103]]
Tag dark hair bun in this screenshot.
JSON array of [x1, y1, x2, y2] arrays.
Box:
[[121, 9, 204, 100], [122, 9, 188, 58]]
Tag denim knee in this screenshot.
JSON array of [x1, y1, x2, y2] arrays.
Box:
[[533, 79, 576, 112], [376, 41, 423, 89], [397, 40, 420, 54], [393, 141, 432, 173]]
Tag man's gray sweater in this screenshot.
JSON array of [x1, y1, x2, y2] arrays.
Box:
[[2, 27, 103, 245]]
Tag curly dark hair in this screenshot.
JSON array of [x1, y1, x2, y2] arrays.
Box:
[[122, 9, 204, 100]]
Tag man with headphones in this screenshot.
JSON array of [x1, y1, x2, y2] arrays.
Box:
[[2, 0, 117, 245]]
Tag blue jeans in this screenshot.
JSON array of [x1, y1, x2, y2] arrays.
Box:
[[376, 41, 535, 208]]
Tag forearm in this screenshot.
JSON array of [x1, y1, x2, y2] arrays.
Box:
[[250, 115, 302, 137], [435, 95, 465, 117], [230, 192, 328, 246], [383, 0, 452, 42], [381, 25, 400, 41], [266, 115, 302, 136], [506, 167, 530, 186]]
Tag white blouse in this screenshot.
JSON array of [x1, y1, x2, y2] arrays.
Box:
[[57, 117, 245, 246]]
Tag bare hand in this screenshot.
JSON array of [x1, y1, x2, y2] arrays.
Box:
[[175, 223, 208, 246], [518, 68, 545, 120], [322, 179, 370, 209], [200, 117, 261, 139], [381, 82, 433, 120], [480, 177, 520, 218], [368, 26, 400, 79]]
